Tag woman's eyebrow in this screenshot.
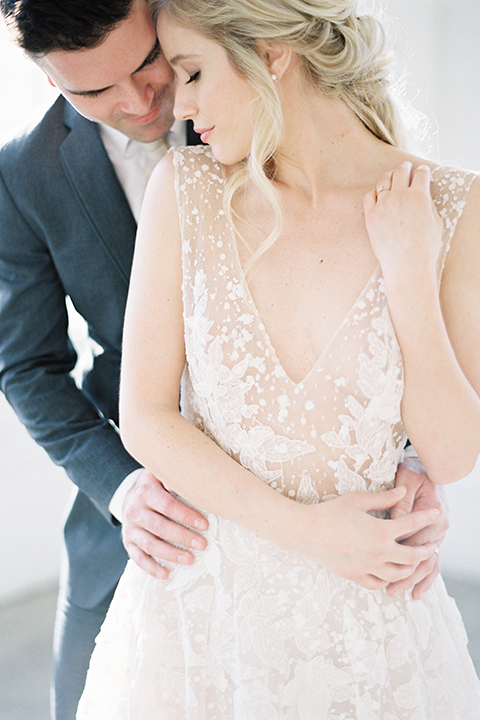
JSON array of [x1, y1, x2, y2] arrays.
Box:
[[168, 53, 200, 66]]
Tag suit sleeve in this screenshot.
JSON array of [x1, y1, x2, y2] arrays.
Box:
[[0, 167, 141, 522]]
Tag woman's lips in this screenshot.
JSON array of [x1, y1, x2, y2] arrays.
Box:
[[195, 127, 214, 143]]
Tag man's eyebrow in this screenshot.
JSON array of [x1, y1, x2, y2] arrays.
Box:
[[133, 39, 161, 73], [65, 40, 161, 97]]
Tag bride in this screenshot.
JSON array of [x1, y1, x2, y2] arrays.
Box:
[[77, 0, 480, 717]]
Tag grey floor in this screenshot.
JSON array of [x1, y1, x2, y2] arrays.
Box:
[[0, 576, 478, 720]]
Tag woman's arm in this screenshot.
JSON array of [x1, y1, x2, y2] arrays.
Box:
[[120, 153, 439, 586], [364, 163, 480, 485]]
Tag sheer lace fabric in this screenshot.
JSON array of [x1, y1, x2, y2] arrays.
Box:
[[77, 148, 480, 719]]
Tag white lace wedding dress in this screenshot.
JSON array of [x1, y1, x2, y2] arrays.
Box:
[[77, 147, 480, 719]]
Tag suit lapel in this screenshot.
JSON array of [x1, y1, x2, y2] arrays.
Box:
[[60, 104, 137, 284]]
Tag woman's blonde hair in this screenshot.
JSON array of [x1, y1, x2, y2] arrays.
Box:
[[151, 0, 405, 275]]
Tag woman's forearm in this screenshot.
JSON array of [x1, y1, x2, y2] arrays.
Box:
[[121, 404, 302, 548], [385, 274, 480, 484], [120, 404, 439, 586], [365, 164, 480, 483]]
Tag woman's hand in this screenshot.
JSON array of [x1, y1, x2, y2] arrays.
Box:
[[282, 485, 439, 590], [363, 162, 444, 288]]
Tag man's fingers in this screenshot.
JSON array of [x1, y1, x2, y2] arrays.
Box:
[[389, 494, 414, 519], [122, 504, 207, 553], [124, 543, 170, 580], [354, 567, 418, 591], [411, 555, 441, 600], [123, 526, 195, 572], [139, 478, 209, 531], [141, 509, 208, 552], [399, 524, 447, 548], [122, 472, 210, 577], [395, 505, 448, 546], [387, 553, 440, 599], [153, 489, 209, 531], [387, 556, 433, 597], [390, 459, 423, 517]]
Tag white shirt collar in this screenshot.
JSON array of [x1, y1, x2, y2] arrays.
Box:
[[99, 119, 186, 157], [97, 120, 187, 222]]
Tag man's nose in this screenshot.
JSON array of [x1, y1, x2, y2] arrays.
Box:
[[118, 79, 154, 116]]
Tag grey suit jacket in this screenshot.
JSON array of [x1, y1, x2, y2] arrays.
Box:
[[0, 97, 143, 607]]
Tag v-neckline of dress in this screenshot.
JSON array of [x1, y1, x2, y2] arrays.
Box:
[[221, 164, 445, 388], [226, 220, 382, 388]]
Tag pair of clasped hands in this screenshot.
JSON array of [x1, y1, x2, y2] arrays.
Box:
[[122, 163, 447, 600]]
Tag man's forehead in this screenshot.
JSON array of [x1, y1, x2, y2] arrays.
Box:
[[37, 0, 158, 94], [39, 39, 158, 96], [42, 39, 160, 97]]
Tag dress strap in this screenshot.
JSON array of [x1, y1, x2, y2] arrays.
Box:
[[431, 165, 478, 280]]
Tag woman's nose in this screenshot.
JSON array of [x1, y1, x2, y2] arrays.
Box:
[[173, 87, 196, 122]]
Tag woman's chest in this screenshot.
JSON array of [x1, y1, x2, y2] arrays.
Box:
[[238, 226, 379, 384]]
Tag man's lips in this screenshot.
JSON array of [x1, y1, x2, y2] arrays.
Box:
[[128, 88, 172, 126], [130, 102, 164, 126]]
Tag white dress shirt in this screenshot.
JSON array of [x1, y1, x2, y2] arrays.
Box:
[[99, 120, 186, 521], [100, 120, 185, 221]]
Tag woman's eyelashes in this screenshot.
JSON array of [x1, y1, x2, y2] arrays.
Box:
[[186, 71, 201, 84]]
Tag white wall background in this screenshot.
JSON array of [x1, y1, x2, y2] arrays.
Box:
[[1, 0, 480, 605]]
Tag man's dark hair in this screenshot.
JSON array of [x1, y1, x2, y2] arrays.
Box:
[[1, 0, 136, 57]]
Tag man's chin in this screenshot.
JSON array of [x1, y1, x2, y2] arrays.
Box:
[[117, 114, 175, 144]]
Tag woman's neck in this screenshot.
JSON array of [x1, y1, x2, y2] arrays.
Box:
[[274, 86, 400, 202]]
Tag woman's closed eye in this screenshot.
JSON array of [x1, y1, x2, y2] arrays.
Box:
[[186, 71, 200, 84]]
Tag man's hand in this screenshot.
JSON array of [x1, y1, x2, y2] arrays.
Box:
[[388, 457, 449, 599], [122, 469, 208, 579]]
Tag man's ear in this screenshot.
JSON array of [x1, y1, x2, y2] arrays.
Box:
[[257, 40, 292, 80], [37, 66, 57, 89]]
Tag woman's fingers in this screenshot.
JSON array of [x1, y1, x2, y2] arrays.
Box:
[[375, 169, 394, 198], [390, 505, 441, 542], [358, 485, 407, 511], [390, 160, 413, 190], [369, 162, 432, 210], [354, 542, 436, 586], [410, 163, 432, 191]]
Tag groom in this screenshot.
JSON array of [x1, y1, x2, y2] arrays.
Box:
[[0, 0, 207, 717], [0, 0, 447, 718]]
